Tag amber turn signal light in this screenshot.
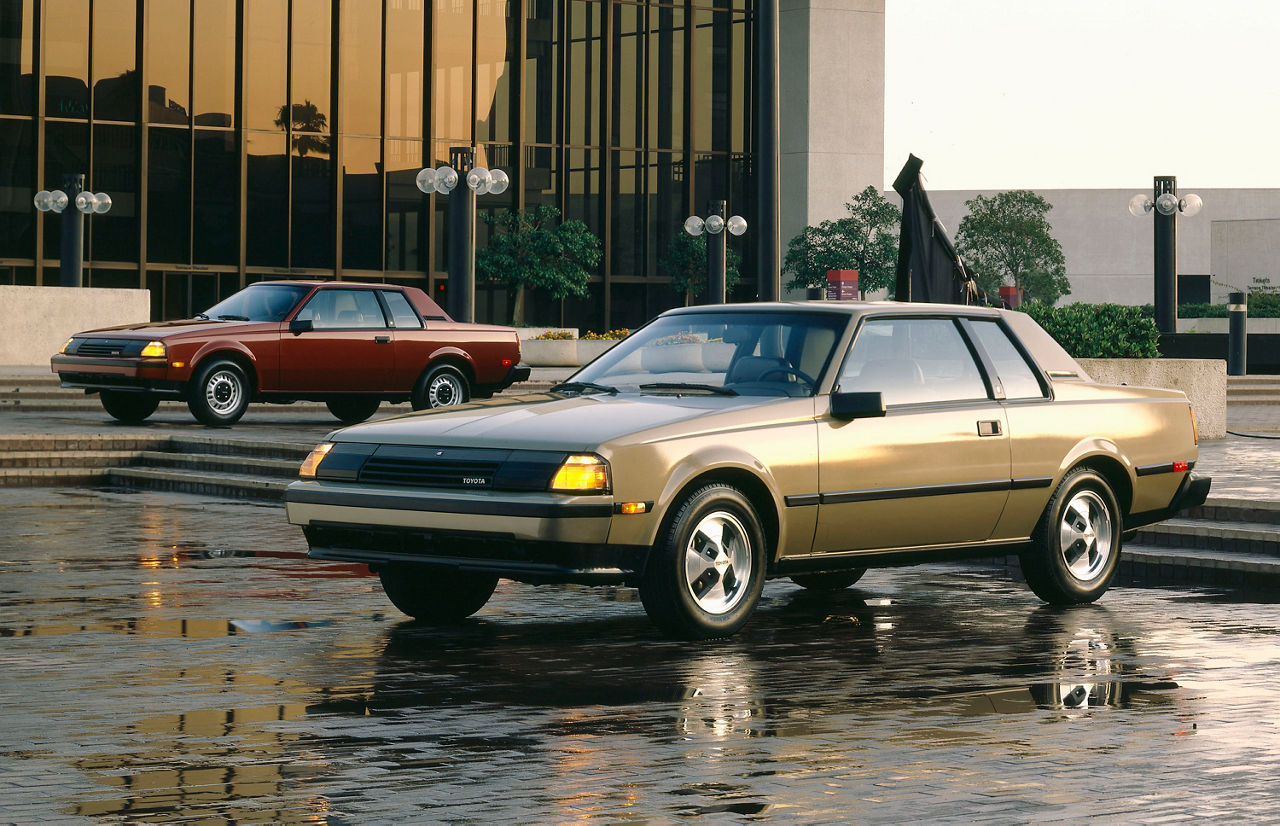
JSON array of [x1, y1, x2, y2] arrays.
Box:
[[299, 442, 334, 478]]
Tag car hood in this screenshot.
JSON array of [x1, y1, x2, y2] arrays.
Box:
[[330, 392, 800, 451], [72, 319, 275, 338]]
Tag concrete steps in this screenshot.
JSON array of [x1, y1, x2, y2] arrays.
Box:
[[1120, 497, 1280, 587], [0, 433, 311, 500], [1227, 376, 1280, 405]]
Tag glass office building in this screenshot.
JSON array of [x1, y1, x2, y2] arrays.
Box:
[[0, 0, 754, 329]]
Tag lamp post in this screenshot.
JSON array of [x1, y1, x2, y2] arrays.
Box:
[[33, 173, 112, 288], [684, 200, 748, 305], [415, 147, 509, 323], [1128, 176, 1202, 334]]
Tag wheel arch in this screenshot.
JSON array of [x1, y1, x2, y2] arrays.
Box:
[[190, 345, 259, 395], [652, 464, 781, 565], [1063, 452, 1133, 518], [419, 352, 476, 388]]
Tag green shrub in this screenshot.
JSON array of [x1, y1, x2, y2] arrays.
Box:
[[1020, 303, 1160, 358], [1172, 294, 1280, 319]]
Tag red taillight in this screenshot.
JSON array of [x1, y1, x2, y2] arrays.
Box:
[[1173, 461, 1190, 473]]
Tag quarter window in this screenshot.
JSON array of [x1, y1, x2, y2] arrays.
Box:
[[969, 320, 1046, 399], [297, 289, 388, 329], [839, 317, 989, 406], [382, 290, 424, 329]]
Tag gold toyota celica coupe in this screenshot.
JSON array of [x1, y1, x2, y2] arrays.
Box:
[[285, 302, 1210, 638]]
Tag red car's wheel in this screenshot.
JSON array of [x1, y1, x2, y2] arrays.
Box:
[[188, 359, 251, 426], [412, 364, 470, 410]]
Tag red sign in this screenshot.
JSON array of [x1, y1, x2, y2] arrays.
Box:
[[826, 269, 859, 301]]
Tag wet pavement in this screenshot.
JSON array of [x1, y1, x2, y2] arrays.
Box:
[[4, 485, 1280, 822]]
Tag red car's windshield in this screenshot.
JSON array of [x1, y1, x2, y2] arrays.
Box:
[[199, 284, 311, 322]]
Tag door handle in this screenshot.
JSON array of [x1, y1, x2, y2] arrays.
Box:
[[374, 335, 391, 344], [977, 420, 1002, 437]]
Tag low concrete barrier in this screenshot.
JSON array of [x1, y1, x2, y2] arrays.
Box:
[[1078, 358, 1226, 440], [521, 338, 621, 367], [0, 285, 151, 367]]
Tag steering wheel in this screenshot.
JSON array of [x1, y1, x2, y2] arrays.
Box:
[[759, 366, 816, 388]]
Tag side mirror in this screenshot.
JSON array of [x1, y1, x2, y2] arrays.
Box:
[[289, 318, 314, 335], [830, 390, 886, 421]]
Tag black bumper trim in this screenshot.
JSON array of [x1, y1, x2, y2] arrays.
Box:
[[303, 521, 648, 585], [1136, 460, 1198, 477], [286, 483, 613, 518], [1126, 472, 1212, 529]]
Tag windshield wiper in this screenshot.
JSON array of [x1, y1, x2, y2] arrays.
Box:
[[195, 312, 210, 320], [639, 382, 738, 397], [215, 314, 251, 321], [551, 380, 618, 395]]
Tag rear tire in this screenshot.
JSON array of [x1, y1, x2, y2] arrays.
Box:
[[326, 396, 381, 424], [378, 565, 499, 622], [640, 484, 766, 639], [187, 359, 251, 426], [99, 390, 159, 424], [412, 364, 470, 410], [1020, 468, 1121, 605], [790, 568, 866, 591]]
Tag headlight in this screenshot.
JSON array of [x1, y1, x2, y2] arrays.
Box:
[[139, 340, 166, 358], [549, 454, 611, 493], [299, 443, 334, 478], [59, 337, 75, 354]]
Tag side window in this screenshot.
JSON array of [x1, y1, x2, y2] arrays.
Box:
[[839, 317, 989, 406], [382, 291, 424, 329], [969, 319, 1046, 399], [301, 289, 388, 329]]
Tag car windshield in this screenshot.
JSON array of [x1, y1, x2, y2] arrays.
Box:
[[199, 284, 311, 322], [571, 310, 849, 397]]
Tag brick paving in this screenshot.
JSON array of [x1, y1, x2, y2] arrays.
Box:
[[3, 484, 1280, 822]]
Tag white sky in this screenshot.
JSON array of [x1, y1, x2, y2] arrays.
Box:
[[884, 0, 1280, 191]]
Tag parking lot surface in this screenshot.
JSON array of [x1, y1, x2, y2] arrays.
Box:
[[3, 483, 1280, 823]]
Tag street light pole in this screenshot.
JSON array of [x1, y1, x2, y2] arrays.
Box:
[[34, 173, 112, 288], [684, 204, 748, 305], [1129, 177, 1201, 335], [448, 147, 477, 324], [416, 149, 509, 324], [706, 200, 726, 304]]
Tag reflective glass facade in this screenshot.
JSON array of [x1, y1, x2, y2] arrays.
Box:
[[0, 0, 753, 327]]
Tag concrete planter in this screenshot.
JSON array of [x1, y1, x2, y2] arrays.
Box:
[[576, 339, 619, 365], [520, 339, 579, 367], [0, 285, 150, 366], [1077, 358, 1226, 440]]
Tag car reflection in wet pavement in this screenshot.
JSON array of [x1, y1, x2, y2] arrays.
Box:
[[3, 486, 1279, 822]]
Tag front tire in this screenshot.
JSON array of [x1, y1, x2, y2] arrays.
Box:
[[790, 568, 866, 591], [187, 359, 251, 426], [326, 396, 381, 424], [378, 565, 499, 622], [412, 364, 470, 410], [100, 390, 159, 424], [1020, 468, 1121, 605], [640, 484, 766, 639]]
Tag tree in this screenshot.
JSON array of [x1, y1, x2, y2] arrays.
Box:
[[658, 232, 742, 306], [476, 205, 602, 326], [955, 190, 1070, 306], [275, 100, 332, 157], [782, 185, 900, 297]]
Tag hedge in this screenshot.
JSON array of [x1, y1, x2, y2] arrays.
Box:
[[1020, 303, 1160, 359], [1175, 292, 1280, 318]]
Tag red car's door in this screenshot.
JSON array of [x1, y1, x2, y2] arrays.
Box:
[[279, 288, 395, 392]]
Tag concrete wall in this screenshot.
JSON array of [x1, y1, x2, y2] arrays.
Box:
[[1078, 358, 1226, 440], [0, 285, 151, 366], [781, 0, 884, 297], [888, 188, 1280, 307]]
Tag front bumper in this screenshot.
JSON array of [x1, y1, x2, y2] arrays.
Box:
[[285, 480, 642, 584], [51, 355, 183, 395]]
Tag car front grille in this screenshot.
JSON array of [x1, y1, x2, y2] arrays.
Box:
[[75, 340, 130, 357], [359, 455, 502, 489], [317, 443, 567, 493]]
